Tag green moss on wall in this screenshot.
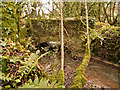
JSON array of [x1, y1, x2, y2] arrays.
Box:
[[71, 49, 91, 88]]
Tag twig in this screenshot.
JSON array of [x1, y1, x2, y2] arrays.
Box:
[[63, 27, 71, 41]]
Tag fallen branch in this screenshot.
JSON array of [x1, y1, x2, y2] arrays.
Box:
[[63, 27, 71, 41]]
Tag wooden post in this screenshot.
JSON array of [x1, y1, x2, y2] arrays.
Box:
[[60, 2, 64, 70]]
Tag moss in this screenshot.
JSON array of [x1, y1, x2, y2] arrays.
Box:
[[71, 49, 90, 88], [57, 69, 65, 88], [71, 75, 87, 88]]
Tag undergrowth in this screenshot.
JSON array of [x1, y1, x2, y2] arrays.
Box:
[[0, 38, 63, 89]]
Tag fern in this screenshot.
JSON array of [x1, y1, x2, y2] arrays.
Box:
[[19, 78, 60, 88], [1, 39, 52, 88]]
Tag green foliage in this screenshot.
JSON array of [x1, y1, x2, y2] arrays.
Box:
[[92, 22, 120, 63], [81, 21, 120, 63], [71, 49, 90, 88], [63, 2, 85, 17], [1, 38, 63, 89], [1, 39, 49, 88], [2, 1, 119, 89], [19, 77, 60, 88], [30, 19, 60, 44], [91, 22, 120, 63], [2, 2, 18, 41], [2, 2, 33, 44]]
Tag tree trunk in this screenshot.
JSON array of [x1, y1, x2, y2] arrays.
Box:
[[112, 2, 116, 20], [85, 2, 90, 56], [110, 2, 112, 22], [60, 2, 64, 71], [118, 1, 120, 26], [98, 3, 101, 21], [103, 2, 118, 25]]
